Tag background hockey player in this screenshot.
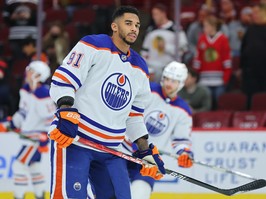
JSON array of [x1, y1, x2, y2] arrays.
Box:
[[48, 5, 165, 199], [0, 60, 55, 199], [123, 61, 194, 199]]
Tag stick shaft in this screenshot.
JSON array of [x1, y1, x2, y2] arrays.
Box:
[[159, 149, 258, 180], [76, 136, 266, 196]]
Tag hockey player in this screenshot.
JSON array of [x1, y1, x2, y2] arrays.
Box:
[[88, 61, 194, 199], [0, 60, 56, 199], [48, 5, 165, 199], [122, 61, 194, 199]]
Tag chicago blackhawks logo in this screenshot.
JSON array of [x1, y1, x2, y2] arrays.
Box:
[[101, 73, 132, 111], [144, 110, 169, 136]]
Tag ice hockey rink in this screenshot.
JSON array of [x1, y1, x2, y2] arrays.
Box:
[[1, 129, 266, 199]]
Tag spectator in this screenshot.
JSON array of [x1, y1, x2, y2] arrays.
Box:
[[140, 3, 188, 83], [22, 36, 49, 64], [3, 1, 37, 59], [43, 21, 70, 74], [186, 4, 229, 66], [219, 0, 243, 57], [238, 6, 253, 40], [193, 15, 232, 109], [240, 2, 266, 108], [179, 67, 212, 114]]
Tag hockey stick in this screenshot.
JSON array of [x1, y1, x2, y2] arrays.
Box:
[[159, 149, 258, 181], [75, 136, 266, 196], [12, 130, 38, 143]]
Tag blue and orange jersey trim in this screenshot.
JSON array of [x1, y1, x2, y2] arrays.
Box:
[[80, 34, 149, 76], [150, 82, 192, 116]]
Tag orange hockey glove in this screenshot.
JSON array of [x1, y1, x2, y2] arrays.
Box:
[[0, 123, 7, 132], [177, 148, 194, 168], [134, 143, 165, 180], [0, 117, 16, 132], [49, 108, 80, 148]]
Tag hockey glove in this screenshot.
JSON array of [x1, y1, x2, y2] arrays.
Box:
[[49, 108, 80, 148], [0, 117, 16, 132], [133, 143, 165, 180], [177, 148, 194, 168]]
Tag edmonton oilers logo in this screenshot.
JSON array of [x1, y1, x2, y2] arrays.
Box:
[[144, 110, 169, 136], [101, 73, 132, 110]]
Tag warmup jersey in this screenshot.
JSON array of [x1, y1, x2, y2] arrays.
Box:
[[50, 34, 151, 150], [123, 82, 192, 154], [12, 84, 56, 139]]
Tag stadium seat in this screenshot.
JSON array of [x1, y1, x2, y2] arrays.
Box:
[[72, 7, 96, 25], [44, 8, 68, 24], [65, 23, 79, 45], [250, 92, 266, 111], [193, 111, 233, 128], [217, 92, 247, 111], [89, 0, 115, 8], [232, 111, 266, 128]]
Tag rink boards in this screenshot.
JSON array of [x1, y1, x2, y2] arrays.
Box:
[[0, 129, 266, 198]]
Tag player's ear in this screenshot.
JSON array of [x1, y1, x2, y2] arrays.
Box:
[[111, 22, 118, 32]]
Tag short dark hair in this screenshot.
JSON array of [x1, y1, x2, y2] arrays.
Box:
[[152, 3, 167, 13], [112, 5, 139, 22], [22, 35, 36, 47], [188, 67, 199, 82]]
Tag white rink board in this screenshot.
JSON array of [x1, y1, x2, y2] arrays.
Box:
[[153, 130, 266, 194], [0, 130, 266, 194]]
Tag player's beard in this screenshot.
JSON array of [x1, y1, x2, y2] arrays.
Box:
[[119, 33, 135, 45]]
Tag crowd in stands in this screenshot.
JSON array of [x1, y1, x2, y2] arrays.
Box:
[[1, 0, 266, 128]]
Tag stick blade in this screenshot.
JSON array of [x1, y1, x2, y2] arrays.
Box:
[[226, 179, 266, 196]]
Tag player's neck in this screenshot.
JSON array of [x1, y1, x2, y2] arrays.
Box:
[[111, 35, 130, 54]]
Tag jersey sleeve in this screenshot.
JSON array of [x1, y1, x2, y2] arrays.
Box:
[[126, 73, 151, 142], [12, 88, 28, 128], [36, 98, 56, 124], [171, 107, 193, 154], [50, 37, 96, 104]]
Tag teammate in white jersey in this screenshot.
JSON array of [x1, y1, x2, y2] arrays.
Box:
[[48, 6, 165, 199], [0, 61, 56, 199], [122, 61, 194, 199]]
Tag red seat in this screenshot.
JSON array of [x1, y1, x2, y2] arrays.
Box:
[[193, 111, 233, 128], [0, 27, 9, 43], [12, 59, 30, 78], [250, 93, 266, 111], [217, 92, 247, 111], [89, 0, 115, 7], [44, 8, 68, 24], [72, 7, 96, 25], [65, 23, 79, 44], [232, 111, 266, 128]]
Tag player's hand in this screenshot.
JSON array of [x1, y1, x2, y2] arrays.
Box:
[[177, 148, 194, 168], [0, 117, 16, 132], [38, 132, 49, 153], [134, 143, 165, 180], [0, 123, 8, 132], [49, 108, 80, 148]]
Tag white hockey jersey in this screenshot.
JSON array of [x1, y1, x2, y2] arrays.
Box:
[[122, 82, 192, 154], [12, 84, 56, 139], [49, 34, 151, 150]]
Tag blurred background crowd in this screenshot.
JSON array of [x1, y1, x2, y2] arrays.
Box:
[[1, 0, 266, 128]]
